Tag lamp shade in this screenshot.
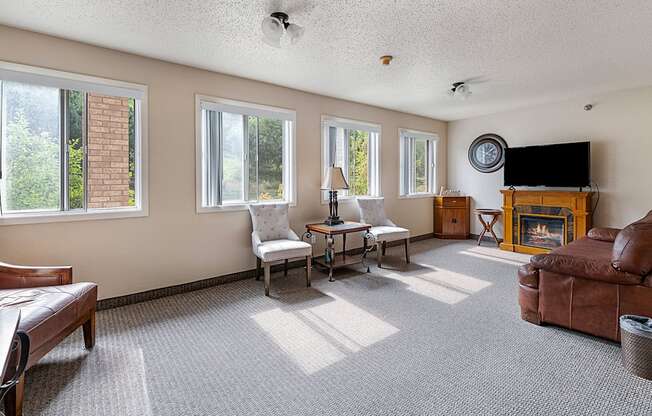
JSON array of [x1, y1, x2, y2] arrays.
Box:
[[321, 166, 350, 190]]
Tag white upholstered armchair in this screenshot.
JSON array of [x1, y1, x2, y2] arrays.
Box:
[[356, 197, 410, 268], [248, 203, 312, 296]]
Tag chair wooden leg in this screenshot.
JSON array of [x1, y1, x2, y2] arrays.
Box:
[[284, 259, 288, 276], [404, 239, 410, 263], [305, 256, 312, 287], [3, 374, 24, 416], [256, 258, 261, 281], [83, 309, 96, 349], [382, 241, 387, 256], [264, 262, 271, 296], [376, 242, 383, 268]]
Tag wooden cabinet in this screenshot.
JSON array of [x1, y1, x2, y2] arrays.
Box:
[[434, 196, 471, 239]]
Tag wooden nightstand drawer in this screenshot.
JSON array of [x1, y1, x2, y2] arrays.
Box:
[[442, 198, 467, 208]]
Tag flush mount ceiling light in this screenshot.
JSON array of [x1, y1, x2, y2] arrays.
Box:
[[380, 55, 393, 65], [448, 81, 472, 99], [261, 12, 304, 48]]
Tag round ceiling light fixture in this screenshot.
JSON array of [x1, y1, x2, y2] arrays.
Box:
[[448, 81, 472, 99], [261, 12, 304, 48]]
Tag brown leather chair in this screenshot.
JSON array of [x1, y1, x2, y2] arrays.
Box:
[[0, 262, 97, 416], [518, 210, 652, 342]]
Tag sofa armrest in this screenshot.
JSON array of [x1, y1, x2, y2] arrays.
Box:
[[531, 254, 641, 285], [518, 264, 539, 288], [0, 262, 72, 289], [587, 227, 621, 242], [612, 218, 652, 276]]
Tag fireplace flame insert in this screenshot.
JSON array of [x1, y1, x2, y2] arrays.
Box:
[[518, 214, 567, 249]]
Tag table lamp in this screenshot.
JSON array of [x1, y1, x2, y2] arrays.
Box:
[[321, 165, 349, 225]]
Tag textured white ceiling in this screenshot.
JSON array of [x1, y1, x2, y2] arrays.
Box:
[[1, 0, 652, 120]]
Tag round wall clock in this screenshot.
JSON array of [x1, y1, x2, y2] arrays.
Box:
[[468, 134, 508, 173]]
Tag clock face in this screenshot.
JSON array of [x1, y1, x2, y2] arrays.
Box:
[[475, 143, 499, 165], [468, 134, 507, 173]]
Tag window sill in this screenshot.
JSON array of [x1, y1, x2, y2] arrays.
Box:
[[197, 201, 296, 213], [0, 207, 148, 226], [398, 193, 437, 200]]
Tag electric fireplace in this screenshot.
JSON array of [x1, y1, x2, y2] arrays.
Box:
[[499, 190, 593, 255]]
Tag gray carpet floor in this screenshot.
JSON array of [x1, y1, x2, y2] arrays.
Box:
[[23, 239, 652, 415]]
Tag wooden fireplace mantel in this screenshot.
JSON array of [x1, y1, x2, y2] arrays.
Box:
[[499, 189, 593, 255]]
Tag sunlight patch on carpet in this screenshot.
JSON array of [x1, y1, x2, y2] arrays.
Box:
[[460, 246, 530, 266], [300, 293, 399, 350], [384, 264, 492, 304], [252, 294, 398, 374]]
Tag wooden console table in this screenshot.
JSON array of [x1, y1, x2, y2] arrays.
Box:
[[305, 221, 373, 282]]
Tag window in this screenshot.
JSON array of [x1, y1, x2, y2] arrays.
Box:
[[0, 61, 147, 224], [197, 96, 295, 210], [399, 129, 438, 197], [321, 116, 380, 198]]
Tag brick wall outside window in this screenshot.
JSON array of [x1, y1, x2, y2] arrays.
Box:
[[87, 94, 131, 208]]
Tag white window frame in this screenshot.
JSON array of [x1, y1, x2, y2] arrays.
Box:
[[195, 95, 296, 212], [320, 115, 381, 203], [0, 60, 148, 225], [399, 128, 439, 198]]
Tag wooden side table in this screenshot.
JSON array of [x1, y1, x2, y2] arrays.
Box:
[[474, 209, 502, 246], [305, 221, 374, 282]]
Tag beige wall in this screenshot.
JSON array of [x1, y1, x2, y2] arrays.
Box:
[[0, 26, 447, 299], [448, 87, 652, 237]]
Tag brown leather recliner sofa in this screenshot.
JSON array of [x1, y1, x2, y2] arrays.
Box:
[[0, 262, 97, 416], [518, 210, 652, 342]]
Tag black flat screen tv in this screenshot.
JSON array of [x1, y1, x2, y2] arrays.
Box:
[[504, 141, 590, 187]]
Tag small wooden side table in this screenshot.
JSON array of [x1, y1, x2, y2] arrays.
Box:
[[305, 221, 373, 282], [474, 209, 502, 247]]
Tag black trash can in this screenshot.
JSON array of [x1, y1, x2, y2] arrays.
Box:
[[620, 315, 652, 380]]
